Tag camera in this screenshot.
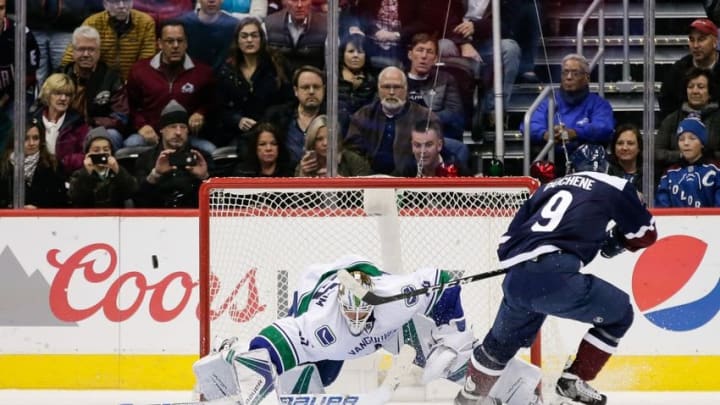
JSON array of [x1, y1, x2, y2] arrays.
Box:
[[90, 154, 109, 165], [169, 151, 197, 167]]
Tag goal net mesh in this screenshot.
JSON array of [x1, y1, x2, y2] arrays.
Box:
[[199, 177, 549, 397]]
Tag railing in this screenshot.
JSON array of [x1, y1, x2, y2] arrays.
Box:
[[521, 0, 606, 175], [522, 86, 555, 176]]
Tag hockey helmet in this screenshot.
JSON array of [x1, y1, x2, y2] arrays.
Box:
[[569, 144, 609, 173], [337, 271, 374, 336]]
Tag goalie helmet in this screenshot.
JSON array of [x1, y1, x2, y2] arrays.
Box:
[[337, 271, 374, 336]]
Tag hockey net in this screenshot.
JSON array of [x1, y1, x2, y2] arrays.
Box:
[[199, 176, 545, 399]]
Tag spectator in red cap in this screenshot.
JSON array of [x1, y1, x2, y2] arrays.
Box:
[[659, 18, 720, 120]]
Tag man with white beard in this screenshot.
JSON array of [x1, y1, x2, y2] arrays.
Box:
[[345, 66, 468, 175]]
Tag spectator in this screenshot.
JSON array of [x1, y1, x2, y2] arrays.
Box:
[[133, 0, 194, 25], [31, 73, 89, 176], [232, 122, 294, 177], [0, 117, 68, 208], [520, 53, 615, 177], [394, 119, 471, 177], [264, 65, 326, 167], [133, 100, 211, 208], [68, 126, 138, 207], [181, 0, 239, 72], [27, 0, 103, 85], [296, 115, 370, 177], [0, 0, 40, 119], [346, 0, 410, 69], [338, 34, 377, 137], [59, 26, 129, 152], [126, 20, 217, 154], [405, 33, 465, 141], [345, 66, 469, 175], [608, 123, 643, 196], [221, 0, 268, 20], [265, 0, 327, 71], [455, 0, 521, 126], [659, 18, 720, 120], [656, 67, 720, 180], [60, 0, 157, 81], [502, 0, 541, 83], [217, 17, 293, 148], [655, 117, 720, 207]]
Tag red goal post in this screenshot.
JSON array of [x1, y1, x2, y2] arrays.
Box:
[[198, 177, 541, 370]]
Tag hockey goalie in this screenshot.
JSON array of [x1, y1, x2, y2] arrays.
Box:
[[194, 254, 542, 404]]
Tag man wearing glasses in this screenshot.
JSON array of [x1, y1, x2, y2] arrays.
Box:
[[520, 53, 615, 177], [59, 0, 157, 81], [59, 25, 129, 151], [125, 20, 217, 155]]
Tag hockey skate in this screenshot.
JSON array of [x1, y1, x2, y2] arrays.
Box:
[[555, 371, 607, 405], [454, 357, 502, 405]]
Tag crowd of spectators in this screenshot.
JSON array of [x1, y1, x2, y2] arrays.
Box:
[[0, 1, 718, 208]]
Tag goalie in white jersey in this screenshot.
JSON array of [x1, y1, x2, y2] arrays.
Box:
[[196, 254, 476, 402]]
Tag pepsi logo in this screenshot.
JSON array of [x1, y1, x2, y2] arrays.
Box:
[[633, 235, 720, 331]]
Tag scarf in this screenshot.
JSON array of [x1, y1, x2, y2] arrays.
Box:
[[10, 151, 40, 186], [559, 86, 590, 106]]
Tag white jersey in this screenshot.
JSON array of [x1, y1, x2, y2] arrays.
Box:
[[252, 255, 464, 374]]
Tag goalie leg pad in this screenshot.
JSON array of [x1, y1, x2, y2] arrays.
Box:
[[277, 363, 326, 395], [488, 357, 542, 405], [193, 348, 278, 404]]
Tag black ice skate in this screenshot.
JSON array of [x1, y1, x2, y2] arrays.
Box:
[[555, 372, 607, 405]]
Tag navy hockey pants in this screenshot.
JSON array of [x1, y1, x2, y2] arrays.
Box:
[[481, 252, 634, 366]]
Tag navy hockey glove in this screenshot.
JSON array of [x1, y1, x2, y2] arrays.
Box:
[[600, 226, 626, 258]]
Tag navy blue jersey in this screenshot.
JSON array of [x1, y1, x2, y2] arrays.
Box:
[[498, 171, 657, 268]]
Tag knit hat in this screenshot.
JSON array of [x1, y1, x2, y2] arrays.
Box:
[[690, 18, 718, 37], [84, 126, 114, 153], [676, 117, 708, 146], [158, 99, 189, 129]]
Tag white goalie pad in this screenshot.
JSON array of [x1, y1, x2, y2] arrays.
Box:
[[193, 348, 278, 405], [277, 364, 325, 395], [488, 357, 542, 405]]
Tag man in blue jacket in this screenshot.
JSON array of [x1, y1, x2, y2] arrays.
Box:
[[521, 53, 615, 176]]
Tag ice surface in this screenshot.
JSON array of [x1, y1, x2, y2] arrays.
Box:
[[0, 390, 718, 405]]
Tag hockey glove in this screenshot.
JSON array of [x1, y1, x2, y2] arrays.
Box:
[[422, 319, 476, 384], [600, 226, 626, 259]]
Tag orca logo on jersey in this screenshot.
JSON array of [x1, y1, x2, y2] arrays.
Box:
[[632, 235, 720, 331]]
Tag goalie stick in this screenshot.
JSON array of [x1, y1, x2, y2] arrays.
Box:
[[337, 268, 508, 305]]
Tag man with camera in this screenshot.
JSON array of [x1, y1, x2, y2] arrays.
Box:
[[133, 99, 212, 208], [68, 126, 139, 207]]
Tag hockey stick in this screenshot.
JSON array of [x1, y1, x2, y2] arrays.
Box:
[[337, 268, 509, 305]]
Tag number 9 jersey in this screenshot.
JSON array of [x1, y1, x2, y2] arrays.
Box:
[[497, 171, 657, 268]]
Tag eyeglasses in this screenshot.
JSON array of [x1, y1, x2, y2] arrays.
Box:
[[561, 69, 586, 78], [298, 84, 323, 92], [239, 32, 261, 40], [162, 38, 186, 46], [74, 47, 98, 54]]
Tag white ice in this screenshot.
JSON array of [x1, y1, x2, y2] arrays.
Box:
[[0, 390, 719, 405]]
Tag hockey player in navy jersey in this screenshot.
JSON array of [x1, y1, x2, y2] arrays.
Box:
[[456, 144, 657, 405]]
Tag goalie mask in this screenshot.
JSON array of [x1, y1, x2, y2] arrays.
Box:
[[337, 271, 374, 336]]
